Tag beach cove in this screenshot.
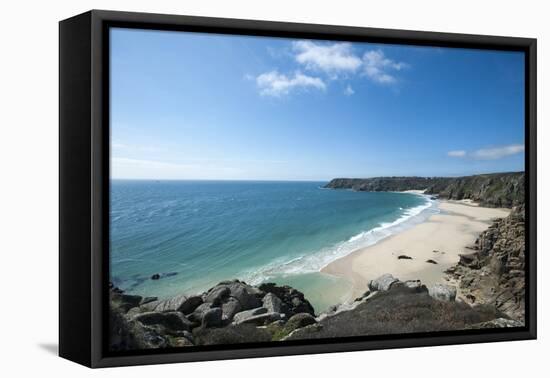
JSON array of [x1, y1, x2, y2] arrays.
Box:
[[322, 199, 511, 299]]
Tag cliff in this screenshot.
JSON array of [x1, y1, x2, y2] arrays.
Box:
[[446, 205, 526, 322], [325, 177, 453, 193], [325, 172, 524, 208]]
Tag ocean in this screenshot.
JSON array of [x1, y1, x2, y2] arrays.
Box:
[[110, 180, 437, 312]]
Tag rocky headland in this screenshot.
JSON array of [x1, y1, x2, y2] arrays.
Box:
[[325, 172, 524, 208]]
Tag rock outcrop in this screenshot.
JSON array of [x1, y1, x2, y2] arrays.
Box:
[[325, 172, 524, 208], [257, 282, 315, 317], [110, 270, 523, 350], [109, 279, 316, 351], [285, 275, 515, 341], [368, 273, 400, 292], [428, 284, 457, 302], [446, 205, 526, 322]]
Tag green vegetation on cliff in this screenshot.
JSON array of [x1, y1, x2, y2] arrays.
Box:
[[325, 172, 524, 208]]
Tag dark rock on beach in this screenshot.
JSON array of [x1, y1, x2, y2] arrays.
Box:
[[397, 255, 413, 260], [426, 259, 438, 264]]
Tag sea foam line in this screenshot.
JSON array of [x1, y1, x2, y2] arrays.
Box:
[[240, 194, 438, 285]]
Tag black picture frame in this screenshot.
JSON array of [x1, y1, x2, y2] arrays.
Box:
[[59, 9, 537, 368]]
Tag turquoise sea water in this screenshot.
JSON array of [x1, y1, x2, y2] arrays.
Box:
[[110, 180, 436, 312]]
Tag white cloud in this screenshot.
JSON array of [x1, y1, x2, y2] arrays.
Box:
[[447, 144, 524, 160], [470, 144, 525, 160], [362, 50, 407, 84], [256, 71, 326, 97], [253, 43, 408, 97], [292, 41, 362, 77], [447, 150, 466, 157]]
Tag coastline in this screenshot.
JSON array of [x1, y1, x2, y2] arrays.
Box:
[[321, 200, 511, 299]]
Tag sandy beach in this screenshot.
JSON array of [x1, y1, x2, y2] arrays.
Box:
[[321, 199, 510, 298]]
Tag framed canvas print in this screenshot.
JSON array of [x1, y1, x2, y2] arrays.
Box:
[[59, 10, 537, 368]]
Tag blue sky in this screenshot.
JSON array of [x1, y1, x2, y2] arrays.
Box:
[[110, 28, 525, 181]]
